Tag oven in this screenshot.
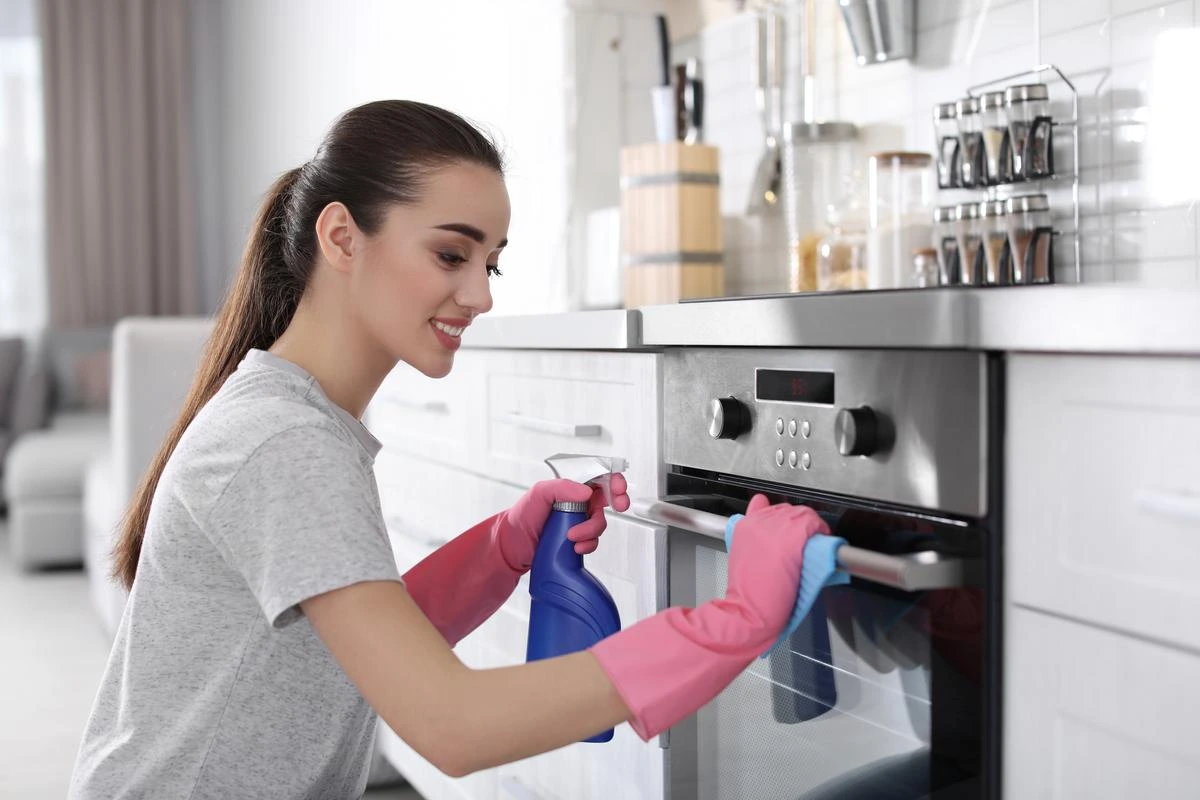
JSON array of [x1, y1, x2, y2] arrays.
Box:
[[637, 348, 1001, 800]]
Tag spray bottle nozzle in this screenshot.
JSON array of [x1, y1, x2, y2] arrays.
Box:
[[544, 453, 629, 512]]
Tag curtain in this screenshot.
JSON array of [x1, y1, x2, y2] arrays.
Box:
[[0, 0, 46, 336], [39, 0, 199, 328]]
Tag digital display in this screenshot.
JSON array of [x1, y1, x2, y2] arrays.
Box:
[[756, 369, 835, 405]]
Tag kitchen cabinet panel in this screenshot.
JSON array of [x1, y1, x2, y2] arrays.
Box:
[[1006, 353, 1200, 652], [1004, 605, 1200, 799]]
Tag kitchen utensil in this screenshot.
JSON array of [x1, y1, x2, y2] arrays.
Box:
[[1005, 83, 1053, 180], [866, 151, 934, 289], [980, 199, 1011, 285], [1006, 193, 1053, 284], [683, 57, 704, 144], [747, 7, 785, 213], [650, 14, 675, 143], [838, 0, 915, 66]]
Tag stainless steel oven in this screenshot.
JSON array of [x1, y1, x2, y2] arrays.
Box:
[[638, 348, 1001, 800]]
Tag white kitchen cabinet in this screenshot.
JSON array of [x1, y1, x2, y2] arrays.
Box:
[[1004, 606, 1200, 799], [1006, 354, 1200, 652], [372, 348, 664, 800], [1004, 353, 1200, 799]]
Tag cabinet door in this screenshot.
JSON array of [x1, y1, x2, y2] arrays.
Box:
[[1004, 606, 1200, 799], [1006, 354, 1200, 651], [480, 351, 660, 500]]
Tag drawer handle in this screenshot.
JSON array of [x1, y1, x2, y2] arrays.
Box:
[[387, 398, 450, 414], [1137, 491, 1200, 525], [500, 776, 548, 800], [495, 411, 602, 438]]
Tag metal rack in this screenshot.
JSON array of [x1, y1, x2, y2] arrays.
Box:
[[966, 63, 1081, 283]]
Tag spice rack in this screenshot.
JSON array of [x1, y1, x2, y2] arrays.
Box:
[[963, 63, 1081, 283]]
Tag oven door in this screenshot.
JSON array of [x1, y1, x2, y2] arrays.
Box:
[[650, 477, 991, 800]]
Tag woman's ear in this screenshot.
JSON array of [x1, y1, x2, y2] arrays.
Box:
[[314, 201, 359, 274]]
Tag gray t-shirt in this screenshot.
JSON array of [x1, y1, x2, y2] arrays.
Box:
[[70, 349, 402, 799]]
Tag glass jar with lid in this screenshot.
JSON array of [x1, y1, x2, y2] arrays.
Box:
[[953, 202, 983, 286], [866, 151, 935, 290], [817, 189, 869, 292], [979, 200, 1011, 285], [782, 121, 860, 292], [932, 205, 959, 285], [911, 248, 940, 287], [1006, 193, 1054, 284], [979, 91, 1011, 185], [932, 102, 959, 189], [1005, 83, 1053, 180], [955, 96, 985, 188]]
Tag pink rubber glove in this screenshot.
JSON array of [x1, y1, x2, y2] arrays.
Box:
[[402, 474, 630, 646], [590, 494, 829, 740]]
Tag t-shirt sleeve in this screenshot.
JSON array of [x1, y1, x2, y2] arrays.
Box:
[[203, 424, 401, 628]]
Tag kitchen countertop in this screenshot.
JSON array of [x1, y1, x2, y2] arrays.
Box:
[[461, 286, 1200, 355]]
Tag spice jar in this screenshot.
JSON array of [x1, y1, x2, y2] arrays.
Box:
[[933, 205, 959, 285], [979, 91, 1011, 185], [1005, 83, 1053, 180], [955, 96, 985, 188], [1006, 193, 1054, 284], [866, 151, 935, 290], [783, 122, 860, 292], [933, 102, 959, 189], [954, 202, 983, 286], [979, 199, 1010, 285], [911, 248, 940, 288]]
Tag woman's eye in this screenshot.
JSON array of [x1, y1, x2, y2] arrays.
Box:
[[438, 252, 467, 268], [487, 265, 503, 278]]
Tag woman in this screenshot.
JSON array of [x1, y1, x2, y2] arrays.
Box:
[[69, 100, 827, 798]]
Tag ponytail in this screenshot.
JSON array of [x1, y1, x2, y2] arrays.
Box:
[[112, 168, 303, 589], [112, 99, 503, 590]]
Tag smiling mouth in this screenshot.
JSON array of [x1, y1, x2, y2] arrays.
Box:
[[432, 320, 465, 337]]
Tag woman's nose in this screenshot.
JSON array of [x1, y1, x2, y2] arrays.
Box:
[[457, 262, 494, 317]]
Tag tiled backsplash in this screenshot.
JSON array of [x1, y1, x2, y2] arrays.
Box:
[[619, 0, 1200, 295]]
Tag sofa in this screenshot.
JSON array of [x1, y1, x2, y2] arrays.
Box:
[[3, 327, 113, 569], [83, 316, 212, 635], [0, 335, 31, 507]]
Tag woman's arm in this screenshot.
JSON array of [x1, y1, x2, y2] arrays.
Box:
[[301, 580, 631, 777]]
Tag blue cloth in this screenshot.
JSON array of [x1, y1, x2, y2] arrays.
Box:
[[725, 514, 850, 658]]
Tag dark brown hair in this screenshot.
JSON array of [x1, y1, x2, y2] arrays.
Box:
[[113, 100, 503, 589]]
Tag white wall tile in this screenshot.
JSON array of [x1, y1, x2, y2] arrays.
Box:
[[1040, 0, 1112, 37], [1113, 256, 1197, 285], [1110, 0, 1194, 66]]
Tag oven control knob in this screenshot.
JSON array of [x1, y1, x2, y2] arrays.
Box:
[[708, 397, 751, 440], [835, 406, 881, 457]]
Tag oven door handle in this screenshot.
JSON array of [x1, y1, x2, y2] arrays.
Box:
[[626, 499, 972, 592]]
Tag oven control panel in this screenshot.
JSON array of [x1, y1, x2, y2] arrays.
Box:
[[666, 348, 990, 518]]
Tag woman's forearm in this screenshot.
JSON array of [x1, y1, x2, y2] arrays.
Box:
[[446, 651, 632, 775]]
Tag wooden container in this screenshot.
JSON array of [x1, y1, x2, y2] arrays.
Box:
[[620, 142, 723, 307]]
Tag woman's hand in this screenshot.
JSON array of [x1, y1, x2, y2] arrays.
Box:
[[497, 473, 631, 571]]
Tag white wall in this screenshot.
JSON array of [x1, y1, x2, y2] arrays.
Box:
[[200, 0, 572, 317], [681, 0, 1200, 294]]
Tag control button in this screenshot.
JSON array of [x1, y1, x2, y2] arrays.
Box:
[[835, 406, 881, 457], [776, 417, 785, 436], [787, 419, 798, 437], [788, 450, 798, 468], [801, 419, 812, 438], [801, 452, 812, 470], [709, 397, 752, 440], [775, 449, 785, 466]]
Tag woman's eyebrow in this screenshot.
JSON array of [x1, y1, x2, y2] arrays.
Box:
[[433, 223, 507, 248]]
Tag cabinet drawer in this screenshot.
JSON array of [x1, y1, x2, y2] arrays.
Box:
[[480, 351, 660, 498], [1004, 606, 1200, 799], [1006, 354, 1200, 651], [367, 351, 485, 471], [376, 450, 521, 547]]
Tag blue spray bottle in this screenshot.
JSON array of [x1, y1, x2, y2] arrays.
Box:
[[526, 454, 626, 743]]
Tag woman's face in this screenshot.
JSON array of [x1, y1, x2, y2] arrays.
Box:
[[353, 162, 510, 378]]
